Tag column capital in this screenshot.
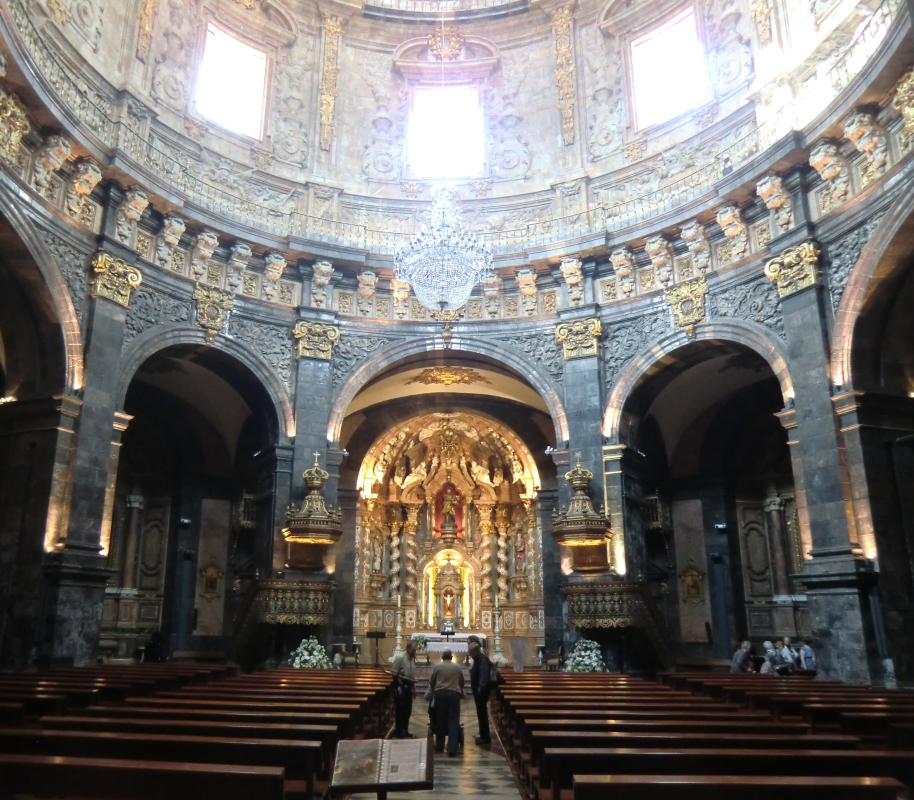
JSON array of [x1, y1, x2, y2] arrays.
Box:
[[555, 317, 601, 360], [764, 239, 822, 298], [90, 251, 142, 308]]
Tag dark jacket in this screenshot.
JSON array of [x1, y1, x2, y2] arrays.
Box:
[[470, 650, 491, 695]]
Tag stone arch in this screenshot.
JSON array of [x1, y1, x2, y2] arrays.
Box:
[[328, 334, 569, 446], [0, 184, 84, 392], [830, 177, 914, 389], [117, 325, 295, 440], [602, 320, 794, 442]]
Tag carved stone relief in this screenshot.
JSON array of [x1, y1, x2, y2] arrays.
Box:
[[311, 260, 333, 308], [610, 246, 636, 297], [516, 267, 538, 316], [38, 227, 89, 324], [843, 110, 889, 185], [764, 240, 822, 298], [90, 251, 143, 308], [226, 242, 252, 294], [115, 186, 150, 246], [824, 212, 887, 312], [319, 15, 344, 151], [559, 257, 584, 306], [749, 0, 773, 44], [0, 87, 30, 164], [809, 140, 851, 213], [391, 278, 410, 318], [361, 54, 400, 182], [550, 5, 576, 146], [709, 275, 784, 340], [892, 69, 914, 153], [680, 221, 711, 275], [645, 235, 674, 288], [357, 269, 377, 315], [189, 229, 219, 282], [151, 0, 199, 112], [499, 331, 564, 385], [31, 134, 72, 196], [716, 203, 748, 261], [155, 213, 186, 268], [581, 24, 623, 161], [483, 272, 501, 318], [756, 174, 794, 234], [64, 157, 102, 220], [272, 36, 315, 166], [261, 251, 287, 302], [603, 311, 673, 392], [230, 317, 292, 392], [331, 333, 391, 388], [703, 0, 754, 98], [488, 49, 532, 181], [555, 318, 601, 359], [124, 285, 192, 345]]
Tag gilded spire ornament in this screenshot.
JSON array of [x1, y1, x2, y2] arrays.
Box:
[[284, 453, 343, 546], [551, 453, 611, 547]]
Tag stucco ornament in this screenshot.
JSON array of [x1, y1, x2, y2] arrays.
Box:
[[610, 247, 636, 297], [151, 0, 199, 112], [891, 69, 914, 152], [764, 240, 822, 298], [391, 278, 410, 318], [0, 88, 31, 164], [115, 187, 150, 245], [560, 257, 584, 306], [582, 25, 623, 161], [357, 270, 378, 316], [190, 229, 219, 282], [319, 15, 344, 151], [310, 260, 334, 308], [273, 37, 315, 166], [809, 141, 850, 212], [90, 251, 143, 308], [757, 174, 794, 234], [155, 213, 186, 268], [65, 158, 102, 220], [361, 56, 400, 182], [483, 272, 502, 318], [680, 221, 711, 275], [749, 0, 773, 44], [550, 5, 576, 146], [489, 50, 532, 180], [645, 236, 675, 288], [31, 134, 72, 195], [516, 267, 538, 316], [261, 251, 287, 302], [716, 203, 748, 261], [843, 111, 889, 185], [227, 243, 252, 294]]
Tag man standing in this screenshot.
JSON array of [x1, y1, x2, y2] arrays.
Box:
[[391, 641, 417, 738], [730, 640, 754, 673], [429, 648, 464, 756], [468, 641, 492, 745]]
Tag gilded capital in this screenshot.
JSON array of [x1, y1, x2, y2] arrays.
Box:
[[764, 240, 821, 298], [90, 251, 142, 308], [193, 282, 234, 342], [665, 276, 707, 335], [0, 87, 31, 164], [555, 317, 601, 360], [293, 320, 341, 361]]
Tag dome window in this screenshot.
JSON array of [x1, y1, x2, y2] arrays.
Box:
[[194, 24, 268, 140], [406, 85, 486, 179], [630, 7, 710, 130]]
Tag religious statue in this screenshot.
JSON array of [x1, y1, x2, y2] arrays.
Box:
[[441, 488, 458, 526], [443, 588, 455, 617], [371, 538, 382, 573], [515, 535, 527, 574]]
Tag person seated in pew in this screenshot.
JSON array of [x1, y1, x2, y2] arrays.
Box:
[[760, 642, 777, 675], [799, 639, 817, 670], [731, 640, 754, 673]]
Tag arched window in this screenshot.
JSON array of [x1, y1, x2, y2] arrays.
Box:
[[406, 85, 486, 179], [194, 24, 268, 139], [630, 7, 710, 129]]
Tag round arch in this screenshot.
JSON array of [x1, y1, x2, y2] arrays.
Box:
[[830, 176, 914, 389], [117, 326, 295, 440], [327, 333, 569, 446], [602, 321, 794, 442], [0, 183, 84, 392]]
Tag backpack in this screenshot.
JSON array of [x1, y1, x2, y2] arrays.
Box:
[[489, 659, 506, 686]]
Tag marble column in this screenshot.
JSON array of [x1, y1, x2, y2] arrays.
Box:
[[495, 505, 510, 602], [764, 493, 791, 597], [120, 495, 145, 590], [403, 504, 420, 603], [387, 504, 402, 599]]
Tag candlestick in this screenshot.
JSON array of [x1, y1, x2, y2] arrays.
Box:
[[398, 593, 401, 608]]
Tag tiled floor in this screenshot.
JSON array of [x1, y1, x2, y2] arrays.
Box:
[[351, 697, 522, 800]]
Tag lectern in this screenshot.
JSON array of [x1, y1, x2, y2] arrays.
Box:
[[366, 630, 386, 666]]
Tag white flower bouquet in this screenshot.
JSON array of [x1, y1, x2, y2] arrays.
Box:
[[564, 637, 605, 672], [289, 636, 331, 669]]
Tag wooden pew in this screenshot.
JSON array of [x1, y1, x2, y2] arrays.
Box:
[[572, 775, 905, 800], [0, 727, 320, 800], [0, 703, 24, 726], [542, 747, 914, 800], [805, 703, 914, 732], [841, 713, 914, 744], [0, 753, 284, 800]]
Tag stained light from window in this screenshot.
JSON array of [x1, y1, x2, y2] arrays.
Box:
[[407, 86, 486, 179], [195, 24, 268, 139], [631, 7, 710, 129]]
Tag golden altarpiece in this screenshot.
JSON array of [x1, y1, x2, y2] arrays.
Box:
[[353, 413, 544, 664]]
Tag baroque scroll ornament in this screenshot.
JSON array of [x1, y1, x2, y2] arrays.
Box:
[[293, 321, 340, 361], [665, 276, 708, 335], [555, 318, 601, 360], [550, 5, 576, 146], [764, 240, 821, 298], [193, 283, 234, 342], [90, 251, 143, 308]]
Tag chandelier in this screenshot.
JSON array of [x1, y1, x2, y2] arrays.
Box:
[[394, 186, 493, 312]]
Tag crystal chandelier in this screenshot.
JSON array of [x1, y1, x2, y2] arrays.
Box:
[[394, 186, 493, 312]]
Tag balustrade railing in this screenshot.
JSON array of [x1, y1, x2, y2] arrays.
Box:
[[2, 0, 906, 260]]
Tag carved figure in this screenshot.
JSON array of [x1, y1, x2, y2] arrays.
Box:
[[516, 267, 538, 315], [645, 236, 674, 288], [357, 269, 377, 315], [809, 141, 850, 211], [560, 257, 584, 305], [371, 537, 382, 573], [391, 278, 410, 318], [610, 247, 636, 297], [115, 186, 150, 245], [32, 134, 72, 195], [227, 242, 252, 294], [483, 272, 501, 318], [680, 221, 711, 274], [190, 228, 219, 281], [65, 158, 102, 220], [716, 203, 748, 260], [262, 251, 287, 301], [311, 260, 333, 308], [441, 488, 459, 526], [155, 213, 186, 268], [843, 111, 888, 184], [757, 174, 794, 233]]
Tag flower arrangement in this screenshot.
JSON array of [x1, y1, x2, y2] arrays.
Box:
[[289, 636, 331, 669], [564, 638, 605, 672], [412, 635, 428, 651]]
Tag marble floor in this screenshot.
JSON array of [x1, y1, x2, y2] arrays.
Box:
[[351, 697, 522, 800]]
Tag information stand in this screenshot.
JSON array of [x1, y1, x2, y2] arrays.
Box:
[[331, 735, 433, 800]]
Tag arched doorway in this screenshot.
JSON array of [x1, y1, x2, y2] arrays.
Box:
[[101, 344, 283, 662], [337, 352, 558, 666], [611, 339, 801, 665]]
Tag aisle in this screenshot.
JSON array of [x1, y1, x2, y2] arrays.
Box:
[[351, 697, 522, 800]]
